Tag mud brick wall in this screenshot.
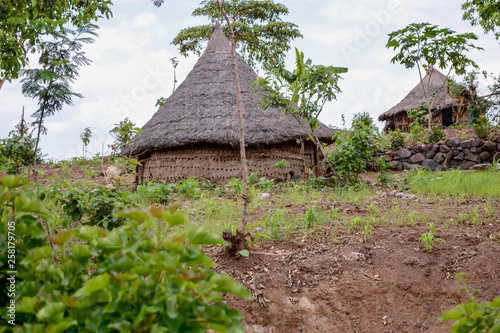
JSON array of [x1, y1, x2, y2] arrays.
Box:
[[374, 137, 500, 171], [138, 142, 305, 184]]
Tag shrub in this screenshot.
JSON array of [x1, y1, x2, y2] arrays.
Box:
[[136, 180, 174, 204], [0, 175, 252, 332], [473, 115, 491, 140], [327, 121, 383, 185], [388, 129, 405, 149], [426, 124, 446, 143], [175, 177, 201, 199]]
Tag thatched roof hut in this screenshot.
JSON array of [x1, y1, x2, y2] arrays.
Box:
[[128, 22, 335, 183], [379, 69, 460, 131]]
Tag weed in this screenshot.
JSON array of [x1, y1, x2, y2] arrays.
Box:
[[468, 205, 481, 224], [305, 206, 318, 229], [349, 217, 365, 231], [263, 209, 293, 240], [419, 222, 445, 252], [176, 177, 201, 199], [407, 210, 417, 225], [363, 225, 374, 242]]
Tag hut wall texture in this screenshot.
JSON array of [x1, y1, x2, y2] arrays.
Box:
[[138, 142, 306, 184]]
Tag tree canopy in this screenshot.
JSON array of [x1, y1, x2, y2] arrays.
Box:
[[0, 0, 112, 84], [171, 0, 302, 69], [462, 0, 500, 42]]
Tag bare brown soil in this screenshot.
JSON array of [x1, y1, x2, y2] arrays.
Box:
[[209, 221, 500, 333]]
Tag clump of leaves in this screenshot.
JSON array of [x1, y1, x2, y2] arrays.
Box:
[[388, 129, 405, 149], [109, 117, 143, 155], [305, 206, 318, 229], [175, 177, 201, 199], [419, 222, 445, 252], [136, 180, 174, 205], [473, 115, 491, 140], [327, 114, 382, 185], [439, 273, 500, 332], [426, 124, 446, 143], [0, 175, 252, 331]]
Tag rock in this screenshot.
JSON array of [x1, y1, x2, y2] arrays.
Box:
[[461, 140, 472, 148], [395, 192, 405, 198], [398, 148, 412, 159], [440, 145, 451, 153], [448, 139, 461, 147], [389, 161, 402, 170], [479, 151, 491, 161], [385, 155, 393, 162], [454, 152, 465, 161], [465, 153, 481, 163], [470, 147, 478, 153], [422, 143, 433, 152], [432, 144, 440, 152], [402, 162, 423, 171], [459, 161, 477, 170], [412, 146, 423, 154], [493, 136, 500, 143], [452, 149, 460, 157], [105, 165, 121, 184], [393, 155, 401, 160], [421, 159, 442, 171], [482, 140, 497, 152], [463, 148, 470, 154], [425, 150, 436, 159], [472, 163, 490, 171], [471, 139, 483, 147], [498, 143, 500, 151], [434, 153, 445, 163], [493, 152, 500, 162], [409, 153, 425, 163]]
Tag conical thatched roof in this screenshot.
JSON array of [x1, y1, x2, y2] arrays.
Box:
[[379, 69, 459, 121], [126, 22, 335, 155]]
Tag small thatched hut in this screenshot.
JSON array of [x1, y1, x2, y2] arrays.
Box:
[[379, 69, 460, 131], [125, 23, 335, 184]]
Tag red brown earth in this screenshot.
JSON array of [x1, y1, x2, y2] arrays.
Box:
[[210, 222, 500, 333]]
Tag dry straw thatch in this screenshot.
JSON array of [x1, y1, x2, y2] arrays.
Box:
[[379, 69, 460, 122], [124, 22, 335, 156]]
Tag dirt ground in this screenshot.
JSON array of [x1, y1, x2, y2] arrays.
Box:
[[209, 221, 500, 333]]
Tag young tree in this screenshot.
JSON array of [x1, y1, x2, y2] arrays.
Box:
[[254, 48, 347, 160], [0, 0, 112, 89], [462, 0, 500, 42], [80, 127, 92, 158], [386, 23, 483, 129], [21, 24, 97, 183], [170, 0, 302, 69]]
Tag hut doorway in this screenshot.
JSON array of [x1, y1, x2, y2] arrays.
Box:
[[441, 107, 455, 127]]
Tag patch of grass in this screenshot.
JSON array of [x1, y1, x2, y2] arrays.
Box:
[[404, 168, 500, 197]]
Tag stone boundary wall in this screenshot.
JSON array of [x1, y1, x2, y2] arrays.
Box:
[[374, 137, 500, 171]]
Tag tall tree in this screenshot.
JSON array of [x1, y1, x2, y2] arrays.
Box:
[[463, 0, 500, 42], [0, 0, 112, 89], [254, 48, 347, 165], [21, 24, 97, 183], [170, 0, 302, 70], [386, 23, 482, 129]]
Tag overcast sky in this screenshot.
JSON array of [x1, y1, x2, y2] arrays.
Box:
[[1, 0, 499, 160]]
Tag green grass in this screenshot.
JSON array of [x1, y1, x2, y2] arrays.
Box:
[[404, 168, 500, 197]]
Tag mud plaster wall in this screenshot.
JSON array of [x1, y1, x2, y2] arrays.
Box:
[[138, 142, 306, 184]]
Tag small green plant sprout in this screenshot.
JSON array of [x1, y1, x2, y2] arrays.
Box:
[[367, 202, 378, 215], [305, 206, 318, 229], [439, 273, 500, 332], [468, 205, 481, 225], [419, 222, 445, 252], [330, 206, 340, 219], [80, 127, 92, 157], [426, 124, 446, 143], [407, 210, 417, 225], [349, 217, 365, 231], [264, 209, 293, 240], [238, 249, 250, 257], [363, 225, 374, 243], [272, 159, 288, 169]]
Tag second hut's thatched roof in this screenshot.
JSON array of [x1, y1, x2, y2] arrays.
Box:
[[378, 69, 460, 121], [126, 22, 335, 155]]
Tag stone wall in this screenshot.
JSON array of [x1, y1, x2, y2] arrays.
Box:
[[375, 137, 500, 171]]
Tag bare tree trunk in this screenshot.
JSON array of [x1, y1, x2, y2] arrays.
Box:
[[0, 76, 6, 90], [218, 1, 250, 231]]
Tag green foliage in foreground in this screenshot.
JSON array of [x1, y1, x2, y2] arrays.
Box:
[[0, 175, 251, 332], [402, 167, 500, 197], [440, 273, 500, 332]]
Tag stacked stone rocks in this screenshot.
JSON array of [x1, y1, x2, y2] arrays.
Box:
[[375, 137, 500, 171]]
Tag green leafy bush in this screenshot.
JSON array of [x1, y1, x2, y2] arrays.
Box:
[[262, 209, 293, 240], [175, 177, 201, 199], [327, 121, 383, 185], [440, 273, 500, 332], [0, 175, 252, 332], [136, 180, 174, 204], [473, 115, 491, 140], [388, 129, 405, 149], [427, 124, 446, 143]]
